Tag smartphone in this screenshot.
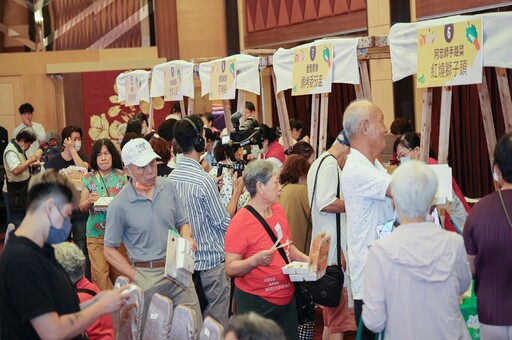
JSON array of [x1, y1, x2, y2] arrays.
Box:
[[375, 218, 396, 239]]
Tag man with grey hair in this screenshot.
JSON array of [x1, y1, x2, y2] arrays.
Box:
[[306, 129, 356, 338], [104, 138, 202, 333], [363, 161, 471, 339], [341, 99, 393, 339]]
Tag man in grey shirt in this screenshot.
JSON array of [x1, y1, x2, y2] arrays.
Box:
[[104, 138, 202, 332]]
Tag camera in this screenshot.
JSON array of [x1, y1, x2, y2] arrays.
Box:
[[219, 112, 264, 176]]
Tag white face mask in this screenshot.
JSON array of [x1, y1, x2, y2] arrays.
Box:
[[400, 156, 411, 164], [141, 127, 147, 135], [74, 141, 81, 152], [493, 166, 500, 182]]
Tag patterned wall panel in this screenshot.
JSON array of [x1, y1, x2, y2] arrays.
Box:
[[244, 0, 367, 47], [49, 0, 143, 51], [416, 0, 512, 19]]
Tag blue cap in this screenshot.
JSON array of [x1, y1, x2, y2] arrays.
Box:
[[336, 130, 350, 147]]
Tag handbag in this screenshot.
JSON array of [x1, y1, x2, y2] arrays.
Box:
[[306, 153, 344, 307], [245, 205, 315, 325], [6, 178, 30, 212]]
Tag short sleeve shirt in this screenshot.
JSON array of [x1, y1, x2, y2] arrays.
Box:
[[463, 190, 512, 325], [341, 148, 393, 300], [225, 204, 294, 305], [82, 169, 127, 238], [306, 151, 348, 265], [0, 234, 81, 339], [45, 152, 88, 171], [105, 177, 189, 262]]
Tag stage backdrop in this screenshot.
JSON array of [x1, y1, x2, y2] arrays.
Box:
[[81, 70, 171, 158]]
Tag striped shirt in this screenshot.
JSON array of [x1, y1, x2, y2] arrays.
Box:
[[169, 157, 230, 271]]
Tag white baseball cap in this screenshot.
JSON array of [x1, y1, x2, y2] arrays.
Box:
[[121, 138, 160, 167]]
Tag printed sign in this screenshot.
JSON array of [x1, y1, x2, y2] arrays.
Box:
[[163, 65, 183, 101], [125, 74, 140, 106], [291, 43, 333, 96], [417, 19, 483, 88], [209, 58, 237, 100]]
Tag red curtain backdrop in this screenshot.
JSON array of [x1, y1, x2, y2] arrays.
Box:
[[81, 71, 171, 158], [271, 83, 357, 140], [430, 68, 509, 199], [270, 68, 510, 199]]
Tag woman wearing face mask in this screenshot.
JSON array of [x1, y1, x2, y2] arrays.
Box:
[[45, 125, 92, 276], [45, 125, 89, 171], [0, 171, 129, 339], [79, 139, 128, 290], [396, 132, 471, 232]]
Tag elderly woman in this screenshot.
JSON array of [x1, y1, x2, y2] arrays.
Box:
[[225, 160, 308, 340], [54, 242, 115, 339], [363, 161, 471, 339], [464, 132, 512, 339], [396, 132, 471, 232], [279, 154, 311, 253]]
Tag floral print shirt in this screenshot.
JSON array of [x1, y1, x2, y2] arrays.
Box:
[[83, 169, 127, 238]]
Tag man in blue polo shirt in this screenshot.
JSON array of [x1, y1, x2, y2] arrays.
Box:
[[104, 138, 202, 332]]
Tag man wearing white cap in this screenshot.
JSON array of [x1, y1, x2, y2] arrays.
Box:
[[104, 138, 202, 331]]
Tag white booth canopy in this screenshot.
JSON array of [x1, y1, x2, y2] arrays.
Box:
[[389, 12, 512, 82], [115, 70, 150, 103], [272, 37, 360, 93], [150, 60, 195, 98], [199, 54, 261, 97]]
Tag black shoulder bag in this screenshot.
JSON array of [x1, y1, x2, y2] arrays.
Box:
[[245, 205, 315, 325], [306, 153, 344, 307]]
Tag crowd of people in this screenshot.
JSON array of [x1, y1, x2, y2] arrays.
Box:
[[0, 99, 511, 340]]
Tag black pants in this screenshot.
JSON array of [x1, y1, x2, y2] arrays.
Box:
[[235, 287, 299, 340], [354, 299, 376, 340], [71, 210, 91, 280]]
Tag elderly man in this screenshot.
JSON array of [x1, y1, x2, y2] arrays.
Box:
[[341, 100, 394, 339], [104, 138, 202, 332], [307, 130, 355, 339], [169, 114, 243, 325], [363, 161, 471, 339]]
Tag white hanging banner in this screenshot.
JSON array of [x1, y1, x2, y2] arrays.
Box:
[[199, 54, 260, 97], [273, 38, 360, 93], [389, 12, 512, 82], [209, 58, 237, 100], [116, 70, 150, 105], [151, 60, 195, 99]]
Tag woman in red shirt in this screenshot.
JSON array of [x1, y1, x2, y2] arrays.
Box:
[[259, 125, 286, 168], [225, 160, 308, 340]]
